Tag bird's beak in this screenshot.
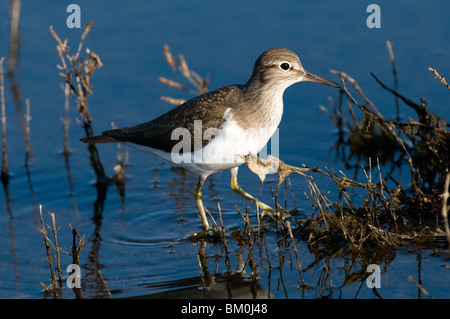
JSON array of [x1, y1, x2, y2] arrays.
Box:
[[302, 71, 340, 88]]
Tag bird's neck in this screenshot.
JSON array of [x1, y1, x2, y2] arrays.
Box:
[[236, 80, 285, 130]]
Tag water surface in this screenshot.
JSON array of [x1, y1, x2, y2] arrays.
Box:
[[0, 1, 449, 299]]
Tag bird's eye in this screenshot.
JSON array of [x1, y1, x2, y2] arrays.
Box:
[[280, 62, 290, 71]]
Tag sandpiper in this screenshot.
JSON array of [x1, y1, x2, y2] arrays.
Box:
[[81, 48, 340, 230]]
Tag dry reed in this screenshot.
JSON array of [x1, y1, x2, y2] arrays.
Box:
[[39, 204, 86, 298], [0, 57, 8, 190], [50, 21, 108, 213], [159, 45, 210, 105]]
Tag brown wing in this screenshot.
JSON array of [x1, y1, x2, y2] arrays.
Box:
[[83, 85, 242, 152]]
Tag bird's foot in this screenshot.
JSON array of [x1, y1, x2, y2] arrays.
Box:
[[258, 203, 295, 223], [255, 203, 276, 220]]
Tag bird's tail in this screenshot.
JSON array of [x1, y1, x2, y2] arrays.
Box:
[[80, 135, 118, 144]]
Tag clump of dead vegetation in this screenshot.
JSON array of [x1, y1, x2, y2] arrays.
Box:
[[247, 42, 450, 252], [50, 21, 128, 214], [39, 204, 85, 299]]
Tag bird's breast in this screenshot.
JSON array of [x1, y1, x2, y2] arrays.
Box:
[[195, 102, 281, 166]]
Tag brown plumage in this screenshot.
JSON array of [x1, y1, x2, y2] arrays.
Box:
[[81, 85, 243, 152]]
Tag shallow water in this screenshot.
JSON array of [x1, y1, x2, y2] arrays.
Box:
[[0, 1, 450, 299]]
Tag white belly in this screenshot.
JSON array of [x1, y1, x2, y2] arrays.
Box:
[[129, 119, 278, 176], [199, 118, 277, 164], [129, 97, 284, 176]]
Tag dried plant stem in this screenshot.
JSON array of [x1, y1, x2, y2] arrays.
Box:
[[160, 96, 187, 106], [0, 57, 9, 191], [197, 240, 208, 295], [97, 269, 112, 299], [61, 83, 71, 155], [160, 45, 210, 104], [163, 44, 177, 71], [51, 22, 108, 213], [7, 0, 27, 146], [428, 67, 450, 90], [158, 77, 187, 91], [408, 275, 435, 299], [49, 212, 64, 287], [386, 40, 400, 122], [70, 225, 84, 299], [39, 204, 60, 295], [442, 173, 450, 247], [39, 205, 85, 298], [329, 69, 383, 119], [286, 221, 305, 286], [331, 70, 422, 196], [24, 98, 32, 165], [50, 21, 99, 137], [71, 225, 85, 265], [8, 0, 20, 70]]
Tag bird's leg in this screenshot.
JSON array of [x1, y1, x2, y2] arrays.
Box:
[[194, 175, 211, 230], [230, 168, 276, 218]]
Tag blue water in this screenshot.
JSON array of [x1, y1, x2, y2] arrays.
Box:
[[0, 1, 449, 299]]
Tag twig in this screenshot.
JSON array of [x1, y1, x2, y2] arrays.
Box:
[[97, 269, 112, 299], [74, 21, 94, 60], [8, 0, 20, 70], [442, 173, 450, 247], [163, 44, 177, 71], [329, 69, 383, 119], [160, 45, 209, 98], [7, 0, 27, 146], [0, 57, 9, 186], [50, 21, 102, 137], [61, 83, 72, 155], [51, 22, 108, 213], [204, 206, 217, 228], [70, 225, 85, 265], [39, 204, 60, 295], [428, 67, 450, 90], [386, 40, 400, 122], [158, 77, 188, 91], [286, 221, 305, 286], [160, 96, 186, 106], [24, 98, 32, 165], [49, 212, 64, 287], [197, 241, 208, 295], [370, 72, 429, 123], [332, 70, 422, 196], [408, 275, 435, 299]]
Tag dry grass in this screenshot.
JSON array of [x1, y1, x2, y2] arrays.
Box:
[[50, 21, 109, 213], [0, 57, 8, 193], [428, 67, 450, 90], [159, 45, 210, 105], [50, 21, 102, 137], [39, 204, 85, 299]]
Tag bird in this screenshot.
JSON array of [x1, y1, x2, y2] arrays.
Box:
[[81, 48, 340, 230]]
